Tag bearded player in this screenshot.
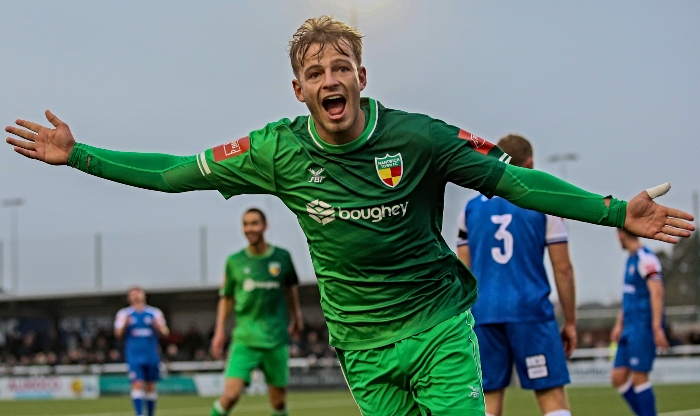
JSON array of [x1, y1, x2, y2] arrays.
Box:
[[209, 208, 303, 416], [6, 16, 694, 415]]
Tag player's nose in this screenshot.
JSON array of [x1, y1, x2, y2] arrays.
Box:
[[322, 68, 340, 89]]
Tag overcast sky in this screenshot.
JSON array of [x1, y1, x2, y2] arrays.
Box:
[[1, 0, 698, 304]]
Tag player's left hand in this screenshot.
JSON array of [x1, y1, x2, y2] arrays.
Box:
[[561, 324, 577, 358], [153, 320, 169, 338], [624, 185, 695, 244], [653, 327, 670, 351], [288, 316, 304, 338]]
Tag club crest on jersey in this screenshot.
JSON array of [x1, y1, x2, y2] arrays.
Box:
[[375, 154, 403, 188], [268, 261, 281, 277], [213, 136, 250, 162]]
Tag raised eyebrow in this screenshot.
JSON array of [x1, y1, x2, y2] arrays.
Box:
[[331, 58, 355, 67], [303, 58, 355, 75], [303, 63, 324, 76]]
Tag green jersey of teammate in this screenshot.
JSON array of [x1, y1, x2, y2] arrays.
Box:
[[220, 245, 299, 349], [194, 97, 508, 349]]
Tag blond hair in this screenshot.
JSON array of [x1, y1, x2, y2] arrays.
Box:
[[288, 16, 364, 77]]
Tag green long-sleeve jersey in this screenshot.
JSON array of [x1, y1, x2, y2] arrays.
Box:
[[221, 245, 298, 348], [69, 97, 625, 350]]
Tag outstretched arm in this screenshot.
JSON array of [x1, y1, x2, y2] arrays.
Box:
[[494, 164, 695, 243], [6, 111, 214, 192]]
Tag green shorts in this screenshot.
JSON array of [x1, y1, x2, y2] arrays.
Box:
[[337, 310, 484, 416], [224, 343, 289, 388]]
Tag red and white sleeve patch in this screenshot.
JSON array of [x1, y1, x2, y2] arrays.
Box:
[[458, 129, 495, 155], [644, 263, 661, 280], [213, 136, 250, 162]]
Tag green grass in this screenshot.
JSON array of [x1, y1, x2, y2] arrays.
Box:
[[3, 384, 700, 415]]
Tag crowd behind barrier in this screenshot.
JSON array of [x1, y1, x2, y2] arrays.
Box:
[[0, 321, 337, 373]]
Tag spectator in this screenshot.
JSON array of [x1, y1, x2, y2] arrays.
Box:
[[17, 331, 40, 360], [579, 332, 595, 349], [289, 332, 303, 358], [181, 324, 205, 360], [106, 348, 122, 364], [46, 351, 58, 366], [164, 343, 187, 362], [44, 329, 65, 356]]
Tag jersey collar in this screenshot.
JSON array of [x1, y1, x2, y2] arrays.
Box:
[[245, 245, 275, 259], [307, 97, 378, 154]]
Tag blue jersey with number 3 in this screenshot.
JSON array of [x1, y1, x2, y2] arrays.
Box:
[[458, 195, 567, 324]]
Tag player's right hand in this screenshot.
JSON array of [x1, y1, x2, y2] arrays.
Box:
[[610, 323, 622, 343], [210, 332, 225, 360], [654, 327, 670, 351], [5, 110, 75, 165], [561, 324, 577, 358]]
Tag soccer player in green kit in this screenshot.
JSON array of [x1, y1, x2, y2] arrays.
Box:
[[5, 16, 695, 416], [209, 208, 303, 416]]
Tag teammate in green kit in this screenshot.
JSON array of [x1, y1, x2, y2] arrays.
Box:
[[209, 208, 303, 416], [5, 15, 695, 416]]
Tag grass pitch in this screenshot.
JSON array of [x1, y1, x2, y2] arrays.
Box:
[[3, 384, 700, 415]]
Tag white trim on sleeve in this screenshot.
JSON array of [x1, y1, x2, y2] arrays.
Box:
[[545, 215, 568, 245]]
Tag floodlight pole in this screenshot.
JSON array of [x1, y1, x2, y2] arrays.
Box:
[[694, 191, 699, 260], [95, 233, 103, 290], [0, 240, 3, 293], [2, 198, 24, 294], [200, 226, 207, 285], [693, 191, 699, 232], [350, 4, 358, 28]]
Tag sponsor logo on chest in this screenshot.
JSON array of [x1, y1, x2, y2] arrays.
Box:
[[242, 278, 281, 292], [131, 327, 154, 338], [306, 199, 409, 225]]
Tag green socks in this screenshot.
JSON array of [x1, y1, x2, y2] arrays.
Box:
[[210, 400, 229, 416]]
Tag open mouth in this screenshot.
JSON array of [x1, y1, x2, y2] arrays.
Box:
[[322, 95, 347, 120]]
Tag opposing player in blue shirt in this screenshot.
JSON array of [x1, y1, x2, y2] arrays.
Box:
[[115, 287, 170, 416], [610, 229, 666, 416], [457, 135, 576, 416]]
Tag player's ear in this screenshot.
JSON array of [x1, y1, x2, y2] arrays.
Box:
[[292, 79, 305, 103], [524, 156, 534, 169], [358, 66, 367, 91]]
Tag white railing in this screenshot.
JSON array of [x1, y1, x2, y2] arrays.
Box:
[[570, 344, 700, 360], [2, 347, 698, 377]]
